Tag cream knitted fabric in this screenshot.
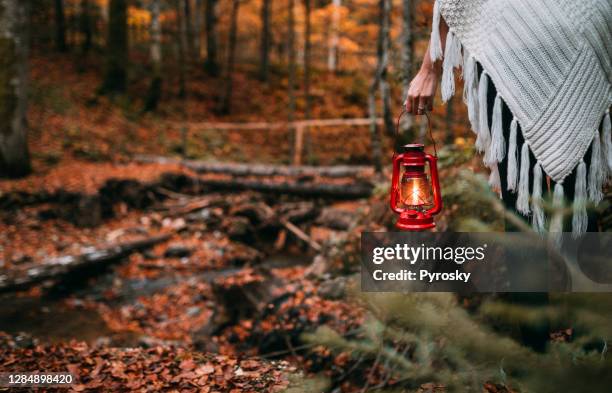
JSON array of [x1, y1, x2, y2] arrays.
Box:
[[429, 0, 612, 235]]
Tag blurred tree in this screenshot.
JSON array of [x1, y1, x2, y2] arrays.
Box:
[[0, 0, 31, 177], [79, 0, 92, 54], [327, 0, 340, 72], [379, 0, 393, 137], [54, 0, 67, 52], [144, 0, 162, 111], [183, 0, 195, 60], [219, 0, 240, 114], [368, 0, 391, 173], [287, 0, 296, 125], [204, 0, 219, 76], [303, 0, 312, 119], [193, 0, 203, 59], [259, 0, 271, 82], [176, 0, 187, 97], [400, 0, 415, 137], [401, 0, 414, 94], [303, 0, 313, 163], [99, 0, 128, 94]]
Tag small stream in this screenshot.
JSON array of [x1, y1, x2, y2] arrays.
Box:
[[0, 252, 311, 345], [0, 296, 122, 344]]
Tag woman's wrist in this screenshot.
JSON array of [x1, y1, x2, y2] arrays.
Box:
[[420, 45, 442, 75], [420, 60, 440, 76]]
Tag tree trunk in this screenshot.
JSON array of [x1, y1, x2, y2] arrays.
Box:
[[303, 0, 313, 163], [150, 0, 162, 68], [204, 0, 219, 76], [175, 0, 187, 98], [183, 0, 195, 60], [0, 234, 171, 293], [327, 0, 340, 72], [193, 177, 373, 199], [287, 0, 296, 124], [379, 0, 394, 137], [303, 0, 312, 119], [79, 0, 92, 54], [144, 0, 163, 112], [287, 0, 298, 161], [400, 0, 414, 136], [176, 160, 372, 178], [0, 0, 31, 178], [401, 0, 414, 98], [193, 0, 203, 60], [259, 0, 271, 82], [368, 0, 390, 174], [368, 91, 383, 174], [54, 0, 67, 52], [219, 0, 240, 114], [100, 0, 128, 95]]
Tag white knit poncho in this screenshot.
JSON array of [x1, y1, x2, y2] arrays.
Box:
[[430, 0, 612, 236]]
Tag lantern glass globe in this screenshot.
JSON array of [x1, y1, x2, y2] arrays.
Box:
[[400, 174, 433, 211]]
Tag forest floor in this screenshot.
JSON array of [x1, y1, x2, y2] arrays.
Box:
[[0, 54, 503, 392], [0, 172, 391, 391], [0, 161, 387, 391]]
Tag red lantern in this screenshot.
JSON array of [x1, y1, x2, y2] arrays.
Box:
[[390, 143, 442, 231]]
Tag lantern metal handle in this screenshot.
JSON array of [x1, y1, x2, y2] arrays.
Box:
[[395, 109, 438, 157]]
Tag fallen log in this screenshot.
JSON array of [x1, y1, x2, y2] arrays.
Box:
[[135, 155, 372, 178], [195, 178, 373, 199], [193, 267, 280, 342], [160, 195, 228, 217], [282, 220, 322, 252], [278, 202, 319, 224], [185, 162, 372, 179], [0, 234, 172, 293], [259, 203, 322, 252]]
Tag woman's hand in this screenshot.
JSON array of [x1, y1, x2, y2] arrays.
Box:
[[405, 66, 438, 115], [405, 18, 447, 115]]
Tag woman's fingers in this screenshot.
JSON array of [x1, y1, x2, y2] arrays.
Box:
[[407, 95, 417, 115], [415, 95, 423, 114], [407, 89, 434, 115], [417, 96, 427, 115], [405, 67, 438, 114], [411, 96, 419, 115], [408, 94, 434, 115]]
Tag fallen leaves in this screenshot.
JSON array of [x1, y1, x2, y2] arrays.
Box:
[[0, 333, 294, 392], [0, 162, 190, 195], [97, 280, 213, 342]]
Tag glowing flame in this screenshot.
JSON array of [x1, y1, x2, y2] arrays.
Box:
[[400, 175, 432, 210]]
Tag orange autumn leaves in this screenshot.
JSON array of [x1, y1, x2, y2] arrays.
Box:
[[0, 334, 293, 392]]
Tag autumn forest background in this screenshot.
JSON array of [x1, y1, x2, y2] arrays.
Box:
[[0, 0, 611, 392]]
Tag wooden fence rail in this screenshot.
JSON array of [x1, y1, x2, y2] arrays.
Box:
[[181, 118, 383, 165]]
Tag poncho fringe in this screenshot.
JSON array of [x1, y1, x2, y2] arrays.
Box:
[[431, 0, 612, 236]]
